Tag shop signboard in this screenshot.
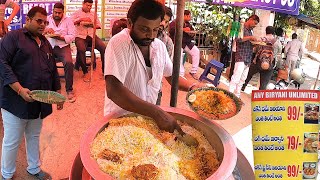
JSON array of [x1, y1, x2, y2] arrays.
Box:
[[252, 90, 319, 179], [194, 0, 300, 15], [104, 0, 134, 30], [20, 0, 62, 25]]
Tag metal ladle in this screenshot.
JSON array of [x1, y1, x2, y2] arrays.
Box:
[[174, 128, 199, 147]]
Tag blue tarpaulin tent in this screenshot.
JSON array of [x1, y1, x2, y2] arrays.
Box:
[[294, 13, 319, 29]]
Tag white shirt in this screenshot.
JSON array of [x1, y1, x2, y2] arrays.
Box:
[[104, 28, 173, 116], [70, 8, 102, 39], [46, 15, 75, 48], [0, 0, 13, 21], [285, 39, 304, 59], [273, 37, 283, 63]]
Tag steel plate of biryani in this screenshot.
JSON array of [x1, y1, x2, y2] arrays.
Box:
[[187, 87, 243, 120], [90, 116, 220, 180]]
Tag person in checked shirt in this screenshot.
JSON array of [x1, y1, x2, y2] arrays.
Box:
[[45, 3, 76, 102], [229, 15, 260, 98]]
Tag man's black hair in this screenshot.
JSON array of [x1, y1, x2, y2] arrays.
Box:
[[275, 27, 284, 37], [27, 6, 47, 18], [54, 2, 64, 11], [248, 14, 260, 23], [83, 0, 93, 3], [165, 6, 173, 21], [127, 0, 165, 23], [266, 26, 275, 35], [292, 33, 297, 39], [184, 10, 191, 15]]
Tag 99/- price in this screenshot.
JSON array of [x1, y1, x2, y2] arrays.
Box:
[[287, 106, 302, 120], [287, 165, 301, 177]]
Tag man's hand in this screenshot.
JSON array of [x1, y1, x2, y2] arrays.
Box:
[[57, 103, 64, 110], [81, 17, 92, 22], [56, 90, 64, 110], [183, 27, 191, 32], [45, 28, 55, 34], [251, 36, 260, 42], [152, 110, 181, 133], [20, 88, 34, 102], [188, 82, 207, 91]]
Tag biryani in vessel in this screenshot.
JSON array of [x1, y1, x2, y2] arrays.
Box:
[[80, 107, 237, 180]]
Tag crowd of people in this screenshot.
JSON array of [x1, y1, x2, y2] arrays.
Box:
[[227, 15, 304, 98], [0, 0, 305, 179]]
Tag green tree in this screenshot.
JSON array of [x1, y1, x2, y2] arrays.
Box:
[[186, 2, 252, 45], [299, 0, 320, 24], [274, 0, 320, 28]]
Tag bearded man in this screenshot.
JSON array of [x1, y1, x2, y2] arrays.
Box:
[[104, 0, 202, 133]]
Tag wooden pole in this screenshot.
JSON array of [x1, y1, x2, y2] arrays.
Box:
[[170, 0, 185, 107], [90, 0, 98, 87], [313, 65, 320, 90]]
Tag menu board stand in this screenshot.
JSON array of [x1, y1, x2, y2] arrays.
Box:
[[252, 90, 320, 180]]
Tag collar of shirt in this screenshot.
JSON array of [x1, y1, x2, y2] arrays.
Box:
[[22, 28, 47, 45], [122, 28, 160, 71]]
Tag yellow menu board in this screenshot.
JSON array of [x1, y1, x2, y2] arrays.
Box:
[[252, 90, 320, 180]]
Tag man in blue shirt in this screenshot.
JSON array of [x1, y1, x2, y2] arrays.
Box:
[[0, 6, 61, 180]]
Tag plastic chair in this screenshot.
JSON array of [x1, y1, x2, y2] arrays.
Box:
[[199, 59, 224, 87]]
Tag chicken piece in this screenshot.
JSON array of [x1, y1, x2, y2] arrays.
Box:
[[98, 149, 122, 163], [131, 164, 159, 180]]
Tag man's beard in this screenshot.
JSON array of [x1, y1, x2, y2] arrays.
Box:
[[130, 30, 154, 46], [53, 16, 61, 21]]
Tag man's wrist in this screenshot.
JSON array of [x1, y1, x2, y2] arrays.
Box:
[[188, 83, 197, 91], [17, 87, 23, 96]]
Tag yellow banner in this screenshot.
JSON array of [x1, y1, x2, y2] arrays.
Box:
[[252, 90, 320, 179]]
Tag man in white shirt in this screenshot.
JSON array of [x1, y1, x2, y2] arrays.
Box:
[[45, 3, 76, 102], [284, 33, 304, 78], [71, 0, 106, 82], [273, 27, 284, 69], [104, 0, 200, 133]]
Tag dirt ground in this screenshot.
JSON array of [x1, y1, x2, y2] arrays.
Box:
[[0, 59, 253, 179]]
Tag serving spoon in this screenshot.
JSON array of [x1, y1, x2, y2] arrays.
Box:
[[174, 127, 199, 147]]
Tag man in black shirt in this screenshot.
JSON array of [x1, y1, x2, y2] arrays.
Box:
[[0, 6, 61, 180]]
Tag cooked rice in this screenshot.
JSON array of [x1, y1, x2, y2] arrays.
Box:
[[90, 116, 220, 180]]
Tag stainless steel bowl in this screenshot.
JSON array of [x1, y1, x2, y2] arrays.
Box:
[[80, 107, 237, 180]]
